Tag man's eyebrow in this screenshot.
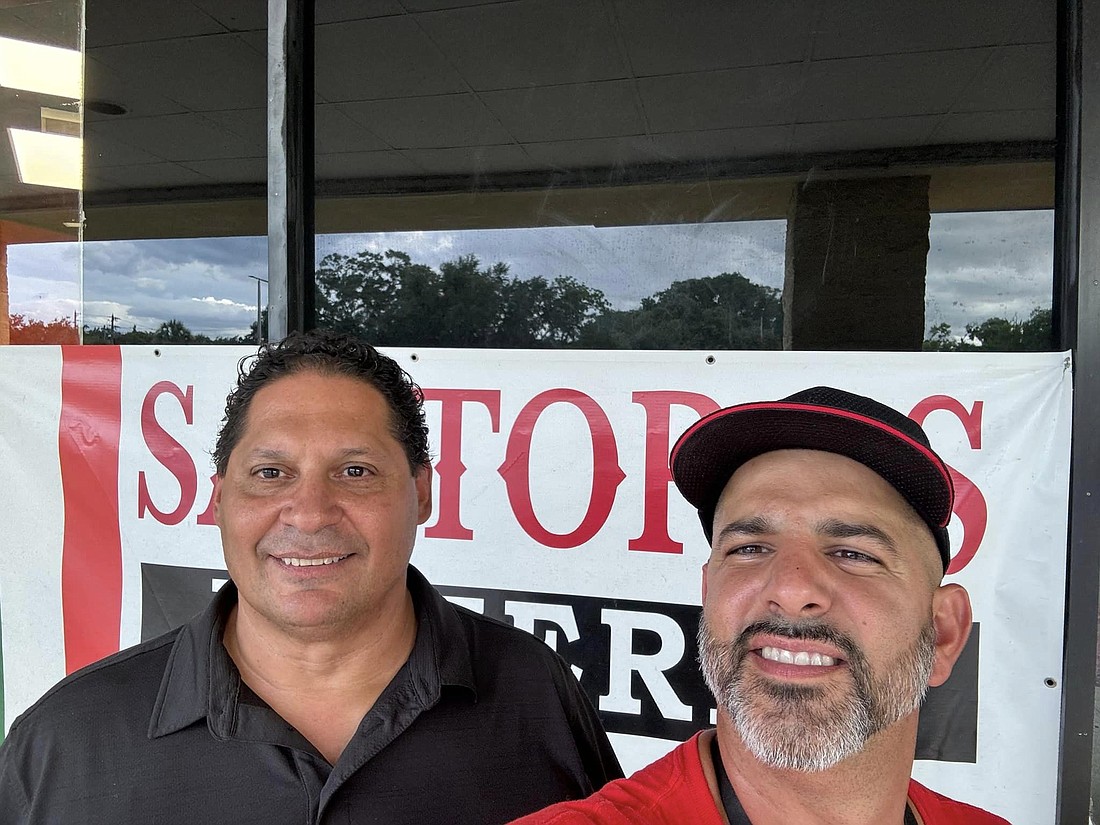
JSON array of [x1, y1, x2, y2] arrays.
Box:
[[244, 446, 376, 460], [816, 519, 900, 555], [714, 516, 774, 544]]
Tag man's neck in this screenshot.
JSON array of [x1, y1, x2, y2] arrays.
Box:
[[706, 720, 918, 825], [222, 589, 418, 763]]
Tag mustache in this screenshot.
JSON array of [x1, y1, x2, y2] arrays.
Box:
[[257, 526, 367, 556], [733, 618, 862, 664]]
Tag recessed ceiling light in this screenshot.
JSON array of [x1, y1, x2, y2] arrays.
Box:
[[8, 127, 82, 189], [0, 35, 80, 99]]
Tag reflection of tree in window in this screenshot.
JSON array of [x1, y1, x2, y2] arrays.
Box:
[[314, 248, 783, 351], [923, 307, 1052, 352]]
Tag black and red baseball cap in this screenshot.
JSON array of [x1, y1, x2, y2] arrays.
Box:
[[669, 386, 954, 571]]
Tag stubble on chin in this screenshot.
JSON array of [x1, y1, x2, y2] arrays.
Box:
[[697, 614, 935, 772]]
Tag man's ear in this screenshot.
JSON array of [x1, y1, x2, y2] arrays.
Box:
[[415, 463, 433, 525], [928, 583, 973, 687], [211, 474, 225, 527]]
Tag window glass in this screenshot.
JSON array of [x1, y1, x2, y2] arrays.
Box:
[[3, 1, 267, 345], [0, 0, 82, 344], [313, 1, 1056, 352]]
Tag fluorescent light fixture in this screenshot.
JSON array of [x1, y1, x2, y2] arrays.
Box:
[[0, 35, 81, 99], [8, 127, 82, 189]]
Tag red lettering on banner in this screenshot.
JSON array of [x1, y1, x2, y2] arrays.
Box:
[[422, 389, 502, 540], [500, 389, 626, 548], [909, 396, 987, 574], [59, 346, 123, 672], [629, 391, 720, 554], [137, 382, 197, 525]]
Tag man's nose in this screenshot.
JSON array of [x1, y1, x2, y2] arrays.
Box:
[[763, 548, 834, 619], [280, 474, 341, 533]]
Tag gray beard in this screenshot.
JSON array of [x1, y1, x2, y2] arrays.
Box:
[[697, 613, 936, 772]]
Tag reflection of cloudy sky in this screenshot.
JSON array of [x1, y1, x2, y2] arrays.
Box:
[[9, 211, 1052, 340]]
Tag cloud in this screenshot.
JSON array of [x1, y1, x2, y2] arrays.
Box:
[[5, 210, 1054, 343], [926, 210, 1052, 334]]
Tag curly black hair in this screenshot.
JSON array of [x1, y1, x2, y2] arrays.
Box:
[[213, 330, 430, 476]]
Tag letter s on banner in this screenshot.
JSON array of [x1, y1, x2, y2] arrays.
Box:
[[909, 395, 987, 574], [137, 381, 197, 525]]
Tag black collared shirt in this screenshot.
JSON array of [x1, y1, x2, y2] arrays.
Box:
[[0, 566, 622, 824]]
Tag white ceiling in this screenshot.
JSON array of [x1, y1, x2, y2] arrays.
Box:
[[0, 0, 1058, 204]]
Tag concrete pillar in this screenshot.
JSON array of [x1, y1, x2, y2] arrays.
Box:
[[783, 176, 931, 351]]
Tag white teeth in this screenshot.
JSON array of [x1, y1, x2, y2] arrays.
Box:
[[761, 646, 837, 667], [280, 555, 348, 567]]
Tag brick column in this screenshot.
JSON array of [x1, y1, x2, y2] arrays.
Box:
[[783, 176, 931, 351]]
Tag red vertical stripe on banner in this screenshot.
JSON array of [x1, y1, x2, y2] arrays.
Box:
[[59, 346, 123, 673]]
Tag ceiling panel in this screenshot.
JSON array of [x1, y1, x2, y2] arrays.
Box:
[[403, 143, 534, 174], [315, 105, 389, 154], [86, 0, 226, 48], [649, 126, 795, 163], [83, 127, 163, 167], [611, 0, 812, 76], [315, 0, 407, 25], [639, 64, 806, 133], [930, 110, 1055, 144], [0, 0, 1058, 199], [951, 44, 1056, 114], [314, 16, 466, 102], [0, 1, 79, 49], [84, 161, 213, 189], [520, 136, 664, 170], [797, 50, 992, 122], [315, 149, 422, 180], [811, 0, 1055, 59], [93, 113, 261, 163], [84, 55, 189, 119], [338, 93, 513, 149], [789, 116, 942, 155], [482, 80, 645, 143], [187, 0, 267, 33], [89, 34, 265, 113], [180, 157, 267, 184], [417, 0, 629, 91]]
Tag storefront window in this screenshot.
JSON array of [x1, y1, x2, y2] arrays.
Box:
[[0, 0, 82, 345]]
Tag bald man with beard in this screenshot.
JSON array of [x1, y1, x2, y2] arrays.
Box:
[[513, 387, 1011, 825]]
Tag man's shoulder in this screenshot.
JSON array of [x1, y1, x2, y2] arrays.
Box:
[[512, 737, 721, 825], [6, 627, 181, 735], [909, 779, 1014, 824], [445, 599, 578, 677]]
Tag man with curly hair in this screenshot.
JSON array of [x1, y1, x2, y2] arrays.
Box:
[[0, 330, 620, 825]]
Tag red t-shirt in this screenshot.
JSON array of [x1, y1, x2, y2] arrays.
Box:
[[511, 733, 1012, 824]]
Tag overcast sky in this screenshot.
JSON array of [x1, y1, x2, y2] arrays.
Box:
[[8, 210, 1053, 341]]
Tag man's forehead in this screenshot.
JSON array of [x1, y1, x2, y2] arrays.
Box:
[[712, 449, 943, 577]]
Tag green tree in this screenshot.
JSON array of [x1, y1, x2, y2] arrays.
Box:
[[7, 314, 78, 344], [154, 319, 197, 343], [578, 271, 782, 350], [315, 250, 609, 347], [922, 307, 1052, 352]]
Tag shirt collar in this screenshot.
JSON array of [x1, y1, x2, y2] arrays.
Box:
[[148, 564, 477, 740]]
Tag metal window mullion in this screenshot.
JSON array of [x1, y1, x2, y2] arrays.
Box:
[[267, 0, 315, 339], [1056, 0, 1100, 822]]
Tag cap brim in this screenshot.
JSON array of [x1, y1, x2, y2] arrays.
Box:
[[670, 402, 954, 558]]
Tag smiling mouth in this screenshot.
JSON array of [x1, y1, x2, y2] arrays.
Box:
[[759, 646, 839, 667], [278, 555, 351, 567]]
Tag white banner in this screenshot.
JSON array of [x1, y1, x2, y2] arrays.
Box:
[[0, 346, 1073, 823]]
